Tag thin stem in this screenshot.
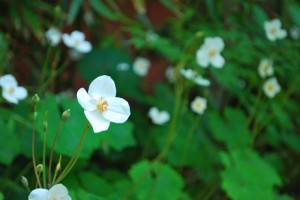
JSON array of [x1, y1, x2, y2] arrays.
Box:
[[247, 88, 262, 129], [54, 122, 90, 184], [42, 122, 47, 188], [40, 45, 52, 84], [31, 108, 42, 188], [48, 120, 64, 186]]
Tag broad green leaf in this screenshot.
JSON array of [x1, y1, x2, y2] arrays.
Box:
[[251, 4, 268, 29], [207, 108, 251, 149], [288, 2, 300, 28], [67, 0, 83, 25], [129, 160, 184, 200], [0, 118, 20, 165], [0, 191, 3, 200], [89, 0, 116, 20], [70, 189, 106, 200], [220, 148, 282, 200]]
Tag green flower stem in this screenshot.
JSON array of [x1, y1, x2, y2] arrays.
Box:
[[247, 88, 263, 129], [48, 120, 64, 186], [40, 45, 52, 85], [179, 115, 202, 168], [31, 106, 42, 188], [54, 122, 90, 184], [42, 111, 48, 188]]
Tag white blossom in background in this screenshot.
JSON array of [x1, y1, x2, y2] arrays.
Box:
[[62, 30, 92, 53], [196, 37, 225, 68], [145, 30, 159, 42], [117, 62, 130, 71], [165, 66, 176, 83], [148, 107, 170, 125], [190, 96, 207, 115], [133, 57, 151, 76], [0, 74, 27, 104], [180, 68, 210, 87], [290, 26, 300, 40], [263, 77, 281, 98], [258, 59, 274, 78], [264, 19, 287, 41], [28, 184, 71, 200], [77, 75, 130, 133], [69, 49, 82, 61], [45, 27, 62, 46]]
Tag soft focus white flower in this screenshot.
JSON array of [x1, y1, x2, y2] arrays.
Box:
[[145, 30, 159, 42], [148, 107, 170, 125], [45, 27, 62, 46], [165, 66, 176, 83], [190, 96, 207, 115], [264, 19, 287, 41], [263, 77, 281, 98], [62, 30, 92, 53], [196, 37, 225, 68], [0, 74, 27, 104], [180, 68, 210, 86], [117, 62, 130, 71], [290, 26, 300, 40], [69, 49, 82, 61], [133, 57, 151, 76], [77, 75, 130, 133], [258, 59, 274, 78], [28, 184, 71, 200]]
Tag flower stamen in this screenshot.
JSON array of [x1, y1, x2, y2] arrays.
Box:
[[97, 98, 108, 112], [8, 87, 14, 94]]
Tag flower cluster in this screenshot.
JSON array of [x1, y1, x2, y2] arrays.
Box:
[[0, 74, 27, 104], [45, 28, 92, 57]]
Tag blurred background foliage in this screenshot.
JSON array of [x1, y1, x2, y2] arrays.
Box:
[[0, 0, 300, 199]]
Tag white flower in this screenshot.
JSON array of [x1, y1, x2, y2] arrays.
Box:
[[290, 26, 300, 40], [0, 74, 27, 104], [190, 96, 207, 115], [145, 30, 159, 42], [117, 62, 130, 71], [264, 19, 287, 41], [258, 59, 274, 78], [45, 28, 62, 46], [62, 30, 92, 53], [180, 68, 210, 86], [148, 107, 170, 125], [263, 77, 281, 98], [196, 37, 225, 68], [165, 66, 176, 83], [133, 57, 151, 76], [77, 75, 130, 133], [28, 184, 71, 200]]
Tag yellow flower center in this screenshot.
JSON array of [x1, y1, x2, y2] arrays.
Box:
[[97, 98, 108, 112], [8, 87, 14, 94], [208, 49, 216, 57], [73, 39, 81, 47], [195, 101, 203, 109], [267, 84, 274, 92], [270, 27, 277, 35]]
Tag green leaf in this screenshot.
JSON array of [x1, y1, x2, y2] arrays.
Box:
[[288, 2, 300, 28], [0, 118, 20, 165], [70, 189, 107, 200], [129, 160, 184, 200], [207, 108, 251, 149], [220, 148, 282, 200], [67, 0, 83, 25], [89, 0, 116, 20]]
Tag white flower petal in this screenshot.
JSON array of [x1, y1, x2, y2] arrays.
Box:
[[14, 86, 28, 100], [278, 29, 287, 39], [48, 184, 71, 200], [77, 88, 96, 111], [194, 76, 211, 86], [0, 74, 17, 88], [196, 49, 209, 67], [62, 34, 73, 48], [88, 75, 116, 98], [211, 54, 225, 68], [76, 41, 92, 53], [71, 30, 85, 41], [84, 110, 110, 133], [103, 97, 131, 123], [2, 90, 18, 104], [28, 188, 48, 200]]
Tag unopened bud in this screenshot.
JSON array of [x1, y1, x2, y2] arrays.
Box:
[[55, 155, 62, 173], [36, 164, 43, 173], [62, 109, 70, 121], [32, 94, 40, 105], [21, 176, 29, 188]]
